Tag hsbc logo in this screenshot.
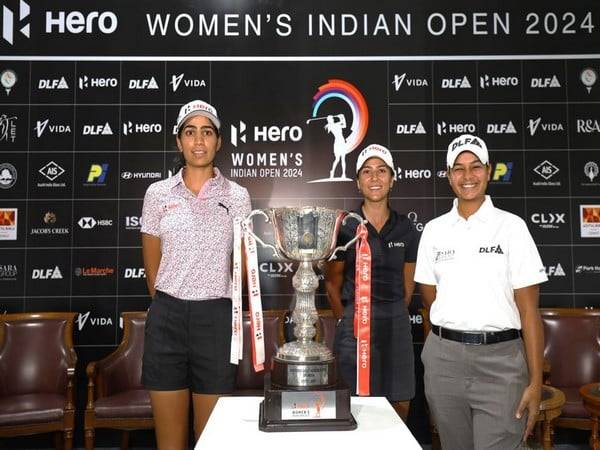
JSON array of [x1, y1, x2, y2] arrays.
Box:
[[34, 119, 71, 138], [395, 121, 426, 135], [527, 117, 564, 136], [38, 77, 68, 89], [576, 119, 600, 134], [1, 0, 30, 45], [259, 262, 293, 278], [31, 266, 63, 280], [169, 73, 206, 92], [122, 121, 162, 135], [392, 73, 428, 91], [230, 120, 302, 147], [479, 74, 519, 89], [82, 122, 113, 135], [545, 263, 566, 277], [78, 76, 117, 90], [76, 311, 114, 331], [486, 121, 517, 134], [128, 77, 158, 90], [441, 76, 472, 89], [123, 268, 145, 279], [531, 212, 566, 229], [78, 217, 113, 229], [530, 76, 561, 88], [436, 121, 475, 135]]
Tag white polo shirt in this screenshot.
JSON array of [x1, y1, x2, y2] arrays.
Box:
[[414, 196, 547, 331]]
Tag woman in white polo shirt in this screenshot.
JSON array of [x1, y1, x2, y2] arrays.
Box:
[[141, 100, 251, 449], [415, 134, 547, 450]]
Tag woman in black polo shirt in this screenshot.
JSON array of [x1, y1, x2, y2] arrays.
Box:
[[325, 144, 419, 421]]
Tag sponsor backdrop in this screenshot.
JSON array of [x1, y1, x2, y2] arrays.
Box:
[[1, 0, 599, 446]]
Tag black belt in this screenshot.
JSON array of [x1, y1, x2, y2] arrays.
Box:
[[431, 325, 521, 345]]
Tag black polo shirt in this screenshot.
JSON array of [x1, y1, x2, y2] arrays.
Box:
[[335, 206, 419, 317]]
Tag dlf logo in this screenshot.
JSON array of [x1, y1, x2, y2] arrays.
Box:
[[230, 121, 247, 147], [1, 0, 30, 45]]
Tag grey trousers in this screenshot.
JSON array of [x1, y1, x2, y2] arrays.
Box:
[[421, 333, 528, 450]]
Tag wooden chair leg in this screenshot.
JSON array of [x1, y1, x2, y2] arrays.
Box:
[[120, 430, 130, 450], [84, 427, 95, 450], [63, 429, 73, 450], [53, 431, 63, 450]]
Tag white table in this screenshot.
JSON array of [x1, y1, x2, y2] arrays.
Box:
[[195, 396, 421, 449]]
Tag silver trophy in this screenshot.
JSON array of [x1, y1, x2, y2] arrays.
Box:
[[244, 206, 364, 431]]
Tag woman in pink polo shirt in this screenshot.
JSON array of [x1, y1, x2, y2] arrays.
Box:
[[141, 100, 251, 449]]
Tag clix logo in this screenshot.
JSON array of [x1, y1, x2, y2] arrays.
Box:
[[1, 0, 30, 45]]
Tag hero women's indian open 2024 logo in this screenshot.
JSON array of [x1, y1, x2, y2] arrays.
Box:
[[306, 79, 369, 183]]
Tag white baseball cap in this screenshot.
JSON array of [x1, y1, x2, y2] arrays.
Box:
[[446, 134, 489, 168], [175, 99, 221, 132], [355, 144, 397, 180]]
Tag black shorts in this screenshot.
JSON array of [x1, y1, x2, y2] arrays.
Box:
[[142, 291, 236, 394]]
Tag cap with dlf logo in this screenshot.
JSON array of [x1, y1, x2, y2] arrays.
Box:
[[446, 134, 489, 168]]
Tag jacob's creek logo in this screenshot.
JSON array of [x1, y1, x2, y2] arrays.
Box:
[[576, 119, 600, 134], [30, 211, 69, 235], [0, 113, 17, 142], [491, 162, 512, 182], [546, 263, 566, 277], [259, 262, 293, 279], [122, 121, 162, 135], [441, 76, 472, 89], [76, 311, 113, 331], [0, 162, 17, 189], [169, 73, 206, 92], [78, 75, 117, 90], [82, 122, 113, 135], [123, 267, 145, 279], [436, 121, 475, 135], [527, 117, 564, 136], [128, 77, 158, 90], [0, 264, 17, 280], [530, 75, 561, 88], [479, 244, 504, 254], [78, 217, 113, 229], [31, 265, 63, 279], [85, 163, 108, 185], [38, 77, 68, 89], [74, 266, 115, 277], [533, 160, 560, 187], [395, 121, 426, 135], [124, 215, 142, 230], [486, 121, 517, 134], [479, 74, 519, 89], [531, 212, 566, 229], [121, 171, 161, 180], [34, 119, 71, 138], [392, 73, 428, 91]]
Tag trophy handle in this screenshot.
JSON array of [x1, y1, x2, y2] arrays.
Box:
[[243, 209, 281, 259], [328, 212, 367, 261]]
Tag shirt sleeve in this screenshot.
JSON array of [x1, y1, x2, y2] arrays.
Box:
[[508, 218, 548, 289], [140, 184, 161, 237], [414, 222, 437, 285], [405, 220, 420, 263]]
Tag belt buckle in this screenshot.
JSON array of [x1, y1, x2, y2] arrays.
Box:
[[462, 332, 485, 345]]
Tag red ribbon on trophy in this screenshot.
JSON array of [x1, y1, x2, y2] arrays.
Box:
[[243, 223, 265, 372], [354, 222, 371, 396], [230, 216, 244, 365]]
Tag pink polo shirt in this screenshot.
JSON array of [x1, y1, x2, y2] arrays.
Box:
[[141, 168, 251, 300]]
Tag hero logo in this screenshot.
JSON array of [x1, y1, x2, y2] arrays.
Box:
[[122, 121, 162, 135], [124, 268, 145, 279], [128, 77, 159, 89], [576, 119, 600, 134], [1, 0, 30, 45], [530, 75, 561, 88], [396, 121, 426, 134], [396, 168, 431, 180], [486, 121, 517, 134], [76, 311, 113, 331], [230, 120, 302, 147], [45, 11, 118, 34], [531, 213, 566, 229], [527, 117, 564, 136], [169, 73, 206, 92], [392, 73, 428, 91], [34, 119, 71, 138], [31, 266, 63, 279], [479, 74, 519, 89], [38, 77, 68, 89], [436, 121, 476, 135], [82, 122, 113, 135], [441, 76, 471, 89], [78, 76, 118, 90], [546, 263, 566, 277]]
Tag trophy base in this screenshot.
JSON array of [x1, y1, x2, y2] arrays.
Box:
[[271, 355, 337, 389], [258, 373, 357, 432]]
